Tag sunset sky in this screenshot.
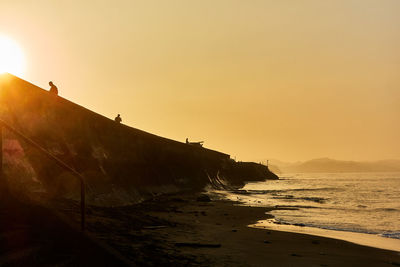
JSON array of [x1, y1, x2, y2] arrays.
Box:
[[0, 0, 399, 162]]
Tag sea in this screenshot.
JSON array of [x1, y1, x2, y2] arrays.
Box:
[[218, 172, 400, 251]]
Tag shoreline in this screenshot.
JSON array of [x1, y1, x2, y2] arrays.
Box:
[[40, 191, 400, 266], [251, 218, 400, 253], [218, 171, 400, 254], [216, 189, 400, 252]]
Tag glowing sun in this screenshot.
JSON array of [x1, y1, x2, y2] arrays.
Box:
[[0, 35, 25, 76]]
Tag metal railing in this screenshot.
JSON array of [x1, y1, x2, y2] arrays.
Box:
[[0, 119, 86, 231]]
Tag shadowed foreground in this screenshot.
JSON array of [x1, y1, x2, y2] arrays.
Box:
[[0, 193, 129, 266]]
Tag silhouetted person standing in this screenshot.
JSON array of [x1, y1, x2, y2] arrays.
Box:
[[49, 81, 58, 95], [115, 114, 122, 123]]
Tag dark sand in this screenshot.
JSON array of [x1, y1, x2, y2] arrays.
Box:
[[0, 194, 130, 266], [38, 192, 400, 267]]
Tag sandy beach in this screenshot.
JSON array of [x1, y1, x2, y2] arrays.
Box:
[[38, 191, 400, 266]]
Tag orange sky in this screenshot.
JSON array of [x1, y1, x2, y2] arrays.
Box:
[[0, 0, 399, 162]]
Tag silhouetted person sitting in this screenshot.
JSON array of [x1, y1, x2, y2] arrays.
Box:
[[115, 114, 122, 123], [49, 81, 58, 95], [186, 138, 189, 144]]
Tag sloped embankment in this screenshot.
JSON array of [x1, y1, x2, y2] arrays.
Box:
[[0, 74, 278, 205]]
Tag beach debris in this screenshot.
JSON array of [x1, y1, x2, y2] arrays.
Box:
[[172, 197, 186, 202], [232, 229, 237, 232], [263, 240, 271, 244], [301, 197, 326, 203], [196, 194, 211, 202], [142, 226, 168, 230], [175, 242, 221, 248], [290, 253, 302, 257]]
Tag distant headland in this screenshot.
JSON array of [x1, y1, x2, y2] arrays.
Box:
[[270, 158, 400, 173]]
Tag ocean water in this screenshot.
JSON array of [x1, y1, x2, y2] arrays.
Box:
[[221, 172, 400, 243]]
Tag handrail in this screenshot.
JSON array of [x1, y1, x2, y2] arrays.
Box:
[[0, 119, 86, 231]]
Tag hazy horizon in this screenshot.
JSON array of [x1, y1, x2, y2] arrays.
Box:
[[1, 0, 399, 162], [269, 157, 400, 164]]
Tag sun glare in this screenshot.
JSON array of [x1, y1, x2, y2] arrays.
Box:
[[0, 35, 25, 77]]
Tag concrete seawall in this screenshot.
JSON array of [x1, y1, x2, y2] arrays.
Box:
[[0, 74, 278, 205]]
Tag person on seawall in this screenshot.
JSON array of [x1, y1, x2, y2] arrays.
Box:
[[49, 81, 58, 95], [115, 114, 122, 123]]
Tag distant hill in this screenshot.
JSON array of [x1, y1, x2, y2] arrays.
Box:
[[270, 158, 400, 173]]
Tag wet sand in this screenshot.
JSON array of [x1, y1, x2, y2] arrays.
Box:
[[252, 219, 400, 253], [43, 192, 400, 266]]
